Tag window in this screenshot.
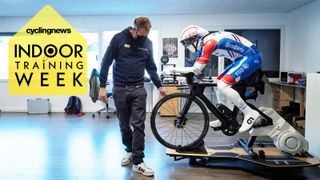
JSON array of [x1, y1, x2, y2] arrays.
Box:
[[103, 31, 120, 81], [0, 33, 15, 80], [81, 32, 99, 78], [225, 29, 281, 78]]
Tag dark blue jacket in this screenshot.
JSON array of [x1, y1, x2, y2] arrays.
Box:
[[99, 27, 162, 89]]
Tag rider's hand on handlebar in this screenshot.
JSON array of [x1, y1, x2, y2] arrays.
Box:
[[162, 67, 203, 78]]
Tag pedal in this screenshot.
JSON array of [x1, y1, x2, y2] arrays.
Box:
[[212, 127, 221, 131]]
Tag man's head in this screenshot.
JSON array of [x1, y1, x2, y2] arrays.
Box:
[[132, 16, 151, 38], [180, 25, 209, 52]]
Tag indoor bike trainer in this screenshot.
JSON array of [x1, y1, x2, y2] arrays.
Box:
[[150, 71, 320, 177]]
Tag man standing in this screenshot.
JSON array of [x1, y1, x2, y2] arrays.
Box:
[[99, 16, 166, 177]]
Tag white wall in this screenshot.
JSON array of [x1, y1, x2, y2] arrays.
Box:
[[285, 0, 320, 73], [306, 73, 320, 159], [0, 13, 287, 112], [286, 1, 320, 158]]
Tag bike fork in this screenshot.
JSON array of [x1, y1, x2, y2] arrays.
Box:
[[176, 96, 195, 126]]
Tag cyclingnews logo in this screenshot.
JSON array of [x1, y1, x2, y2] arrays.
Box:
[[8, 5, 87, 95], [26, 27, 71, 35]]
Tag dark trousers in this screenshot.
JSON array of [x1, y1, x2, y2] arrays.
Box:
[[113, 85, 147, 165]]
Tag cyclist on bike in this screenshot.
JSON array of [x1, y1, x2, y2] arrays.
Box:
[[163, 25, 262, 133]]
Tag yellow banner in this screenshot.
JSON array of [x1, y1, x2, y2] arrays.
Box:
[[8, 5, 87, 95]]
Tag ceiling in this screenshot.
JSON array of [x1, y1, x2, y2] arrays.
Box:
[[0, 0, 314, 17]]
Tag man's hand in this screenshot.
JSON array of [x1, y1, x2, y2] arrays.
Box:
[[99, 87, 108, 102], [159, 87, 168, 97]]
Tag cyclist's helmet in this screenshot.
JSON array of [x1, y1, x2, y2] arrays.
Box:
[[180, 25, 209, 52]]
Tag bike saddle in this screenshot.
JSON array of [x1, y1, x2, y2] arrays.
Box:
[[245, 87, 258, 100]]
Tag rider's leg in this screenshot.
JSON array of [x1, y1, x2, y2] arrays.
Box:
[[217, 80, 260, 132], [216, 55, 262, 132], [216, 64, 236, 111], [210, 89, 235, 128], [210, 63, 236, 128]]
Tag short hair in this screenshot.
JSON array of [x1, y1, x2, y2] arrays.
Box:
[[133, 16, 152, 32]]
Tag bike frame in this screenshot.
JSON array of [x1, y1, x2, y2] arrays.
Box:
[[178, 82, 230, 128], [156, 73, 273, 153]]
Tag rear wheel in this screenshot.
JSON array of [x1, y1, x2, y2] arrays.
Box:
[[150, 93, 209, 149]]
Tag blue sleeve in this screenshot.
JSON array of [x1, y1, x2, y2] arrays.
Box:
[[99, 36, 117, 87], [146, 42, 162, 89]]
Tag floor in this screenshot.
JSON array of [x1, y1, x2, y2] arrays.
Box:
[[0, 112, 319, 180]]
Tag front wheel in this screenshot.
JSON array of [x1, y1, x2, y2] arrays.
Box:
[[150, 93, 209, 150]]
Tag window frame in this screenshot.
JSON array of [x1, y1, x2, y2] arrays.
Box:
[[0, 32, 16, 82], [80, 31, 100, 79]]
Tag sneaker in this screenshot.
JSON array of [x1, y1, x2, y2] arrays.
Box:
[[238, 110, 260, 133], [209, 119, 222, 128], [121, 152, 132, 166], [133, 162, 154, 177]]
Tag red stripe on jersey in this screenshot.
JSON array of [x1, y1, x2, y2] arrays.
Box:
[[230, 51, 236, 58], [221, 74, 236, 85], [234, 34, 241, 42]]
